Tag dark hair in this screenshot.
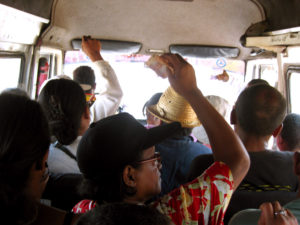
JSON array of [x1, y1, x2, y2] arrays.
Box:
[[161, 121, 192, 136], [142, 93, 162, 116], [1, 88, 29, 97], [73, 66, 96, 87], [0, 93, 50, 224], [235, 84, 286, 136], [280, 113, 300, 150], [247, 79, 269, 87], [75, 203, 172, 225], [78, 152, 143, 204], [38, 79, 86, 145]]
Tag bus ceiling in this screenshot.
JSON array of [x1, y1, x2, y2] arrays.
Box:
[[0, 0, 300, 59]]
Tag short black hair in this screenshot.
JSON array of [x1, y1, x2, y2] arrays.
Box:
[[280, 113, 300, 150], [142, 92, 162, 116], [73, 66, 96, 87], [247, 79, 269, 87], [75, 203, 172, 225], [235, 84, 286, 136]]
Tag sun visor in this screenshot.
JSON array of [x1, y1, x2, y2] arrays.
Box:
[[71, 39, 142, 54], [169, 45, 240, 58]]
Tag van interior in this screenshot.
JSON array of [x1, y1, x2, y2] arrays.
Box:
[[1, 0, 300, 223]]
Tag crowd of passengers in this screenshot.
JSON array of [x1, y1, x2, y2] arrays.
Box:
[[0, 36, 299, 225]]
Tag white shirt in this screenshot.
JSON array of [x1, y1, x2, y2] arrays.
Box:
[[90, 60, 123, 123]]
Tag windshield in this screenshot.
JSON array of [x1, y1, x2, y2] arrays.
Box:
[[64, 51, 245, 120]]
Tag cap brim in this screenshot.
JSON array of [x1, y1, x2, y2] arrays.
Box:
[[142, 121, 182, 149], [80, 84, 92, 91]]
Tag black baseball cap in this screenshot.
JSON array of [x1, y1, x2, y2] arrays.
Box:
[[77, 112, 181, 180]]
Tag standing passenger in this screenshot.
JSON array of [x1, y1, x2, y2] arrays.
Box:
[[72, 53, 249, 225], [78, 36, 123, 123], [147, 86, 212, 195]]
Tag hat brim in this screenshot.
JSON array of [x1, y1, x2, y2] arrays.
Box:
[[147, 105, 201, 128], [142, 121, 182, 150]]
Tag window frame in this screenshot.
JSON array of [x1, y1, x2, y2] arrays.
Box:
[[0, 53, 25, 90], [286, 66, 300, 113]]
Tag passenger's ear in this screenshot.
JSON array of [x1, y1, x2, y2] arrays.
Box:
[[293, 152, 300, 176], [230, 107, 237, 125], [83, 105, 90, 119], [272, 124, 283, 137], [122, 165, 137, 188]]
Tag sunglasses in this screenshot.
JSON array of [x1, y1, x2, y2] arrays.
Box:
[[136, 152, 161, 167]]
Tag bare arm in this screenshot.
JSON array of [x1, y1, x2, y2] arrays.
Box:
[[160, 53, 249, 189]]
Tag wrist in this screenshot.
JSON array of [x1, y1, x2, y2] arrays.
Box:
[[88, 52, 103, 62]]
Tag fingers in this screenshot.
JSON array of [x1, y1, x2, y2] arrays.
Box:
[[272, 201, 283, 214], [258, 202, 273, 225], [259, 202, 298, 225], [81, 36, 102, 62]]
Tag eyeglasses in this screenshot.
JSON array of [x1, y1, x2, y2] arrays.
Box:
[[136, 152, 161, 167], [41, 162, 50, 182]]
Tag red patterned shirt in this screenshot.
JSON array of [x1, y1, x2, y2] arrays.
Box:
[[72, 162, 233, 225]]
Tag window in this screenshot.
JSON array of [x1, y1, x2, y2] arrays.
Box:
[[288, 69, 300, 114], [0, 57, 22, 92], [245, 59, 278, 88], [64, 51, 245, 119]]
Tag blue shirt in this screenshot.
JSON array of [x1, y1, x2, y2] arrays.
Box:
[[155, 136, 212, 195]]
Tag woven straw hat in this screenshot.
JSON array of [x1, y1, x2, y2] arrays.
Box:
[[147, 86, 201, 128]]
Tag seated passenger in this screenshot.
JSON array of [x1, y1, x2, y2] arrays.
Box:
[[276, 113, 300, 152], [72, 53, 250, 225], [38, 79, 90, 174], [75, 202, 172, 225], [229, 151, 300, 225], [0, 92, 78, 225], [146, 86, 212, 195], [188, 84, 298, 223], [77, 36, 123, 123], [142, 92, 162, 128]]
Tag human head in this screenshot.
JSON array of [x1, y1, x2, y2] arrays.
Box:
[[1, 87, 29, 97], [0, 93, 50, 224], [277, 113, 300, 151], [247, 78, 269, 87], [147, 87, 200, 128], [73, 66, 96, 93], [232, 84, 286, 137], [142, 92, 162, 126], [77, 113, 181, 204], [206, 95, 230, 120], [75, 202, 172, 225], [38, 79, 89, 145]]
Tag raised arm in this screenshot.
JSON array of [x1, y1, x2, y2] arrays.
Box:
[[160, 53, 249, 189], [81, 36, 123, 122]]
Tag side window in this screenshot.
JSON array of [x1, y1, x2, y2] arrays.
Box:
[[0, 56, 23, 92], [287, 68, 300, 114], [259, 64, 278, 88], [245, 59, 278, 88]]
